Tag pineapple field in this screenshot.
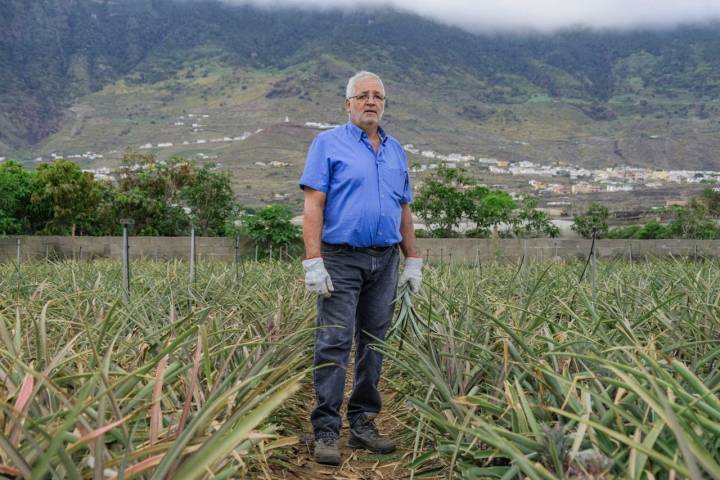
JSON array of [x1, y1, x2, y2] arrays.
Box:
[[0, 257, 719, 479]]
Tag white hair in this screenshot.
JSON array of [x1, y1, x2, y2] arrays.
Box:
[[345, 71, 384, 99]]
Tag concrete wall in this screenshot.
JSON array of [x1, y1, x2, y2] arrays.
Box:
[[414, 238, 718, 263], [0, 236, 258, 262], [0, 236, 717, 263]]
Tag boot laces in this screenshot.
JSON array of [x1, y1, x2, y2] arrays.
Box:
[[316, 431, 338, 444], [355, 417, 380, 437]]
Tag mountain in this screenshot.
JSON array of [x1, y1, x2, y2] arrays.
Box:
[[2, 0, 720, 202]]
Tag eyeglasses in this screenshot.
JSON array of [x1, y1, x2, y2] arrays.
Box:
[[348, 92, 386, 103]]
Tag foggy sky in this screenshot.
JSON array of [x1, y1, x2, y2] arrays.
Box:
[[219, 0, 720, 33]]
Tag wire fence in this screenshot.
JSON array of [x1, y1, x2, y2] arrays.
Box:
[[2, 236, 719, 265], [2, 235, 719, 305]]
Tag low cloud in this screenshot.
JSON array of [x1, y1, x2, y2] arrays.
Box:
[[219, 0, 720, 33]]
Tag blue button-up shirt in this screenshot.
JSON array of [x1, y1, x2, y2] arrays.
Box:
[[299, 122, 413, 247]]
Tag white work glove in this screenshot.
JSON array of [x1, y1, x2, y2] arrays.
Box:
[[398, 257, 423, 294], [302, 257, 334, 297]]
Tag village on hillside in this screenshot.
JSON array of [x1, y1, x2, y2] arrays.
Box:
[[12, 114, 720, 202], [405, 144, 720, 195]]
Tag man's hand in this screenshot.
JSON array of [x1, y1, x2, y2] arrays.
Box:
[[398, 257, 423, 294], [302, 257, 334, 297]]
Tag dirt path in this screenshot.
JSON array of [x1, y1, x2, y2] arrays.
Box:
[[276, 389, 410, 479], [272, 358, 415, 479], [67, 104, 95, 138]]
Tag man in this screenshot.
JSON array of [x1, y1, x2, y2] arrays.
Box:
[[299, 71, 423, 465]]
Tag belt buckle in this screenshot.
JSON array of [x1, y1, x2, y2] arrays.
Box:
[[366, 244, 392, 255]]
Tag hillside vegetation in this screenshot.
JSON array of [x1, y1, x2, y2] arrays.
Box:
[[2, 1, 720, 176]]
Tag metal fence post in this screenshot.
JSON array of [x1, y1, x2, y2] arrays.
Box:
[[120, 219, 133, 303], [255, 245, 259, 262], [190, 226, 196, 285], [234, 236, 240, 281], [269, 243, 273, 261], [591, 229, 597, 302], [16, 238, 21, 268]]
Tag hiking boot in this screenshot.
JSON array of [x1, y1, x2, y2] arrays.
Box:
[[314, 432, 341, 465], [348, 415, 396, 454]]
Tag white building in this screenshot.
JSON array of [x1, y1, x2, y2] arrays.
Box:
[[403, 144, 420, 155], [305, 122, 338, 129], [606, 183, 634, 192]]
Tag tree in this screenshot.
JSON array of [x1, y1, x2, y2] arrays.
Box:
[[412, 164, 473, 237], [415, 163, 559, 238], [115, 153, 237, 236], [81, 181, 122, 236], [508, 195, 560, 238], [0, 160, 35, 234], [116, 153, 189, 235], [238, 204, 300, 248], [667, 200, 719, 239], [31, 160, 99, 235], [180, 165, 235, 236], [572, 203, 609, 239], [465, 187, 515, 237], [700, 188, 720, 217]]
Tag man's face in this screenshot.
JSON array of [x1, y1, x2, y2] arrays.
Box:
[[345, 76, 385, 131]]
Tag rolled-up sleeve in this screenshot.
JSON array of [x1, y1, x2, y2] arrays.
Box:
[[299, 135, 330, 192]]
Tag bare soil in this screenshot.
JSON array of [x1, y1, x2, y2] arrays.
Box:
[[270, 356, 417, 479]]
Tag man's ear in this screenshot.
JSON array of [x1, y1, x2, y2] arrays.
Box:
[[344, 98, 350, 113]]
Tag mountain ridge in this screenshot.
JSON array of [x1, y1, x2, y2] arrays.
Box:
[[2, 0, 720, 175]]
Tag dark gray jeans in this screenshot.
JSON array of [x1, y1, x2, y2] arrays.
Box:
[[311, 244, 399, 437]]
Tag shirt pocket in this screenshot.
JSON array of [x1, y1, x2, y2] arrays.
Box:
[[380, 165, 407, 199]]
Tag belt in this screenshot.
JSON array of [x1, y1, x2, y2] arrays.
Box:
[[322, 242, 397, 255]]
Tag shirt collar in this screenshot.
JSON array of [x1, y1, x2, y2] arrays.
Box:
[[346, 121, 388, 145]]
